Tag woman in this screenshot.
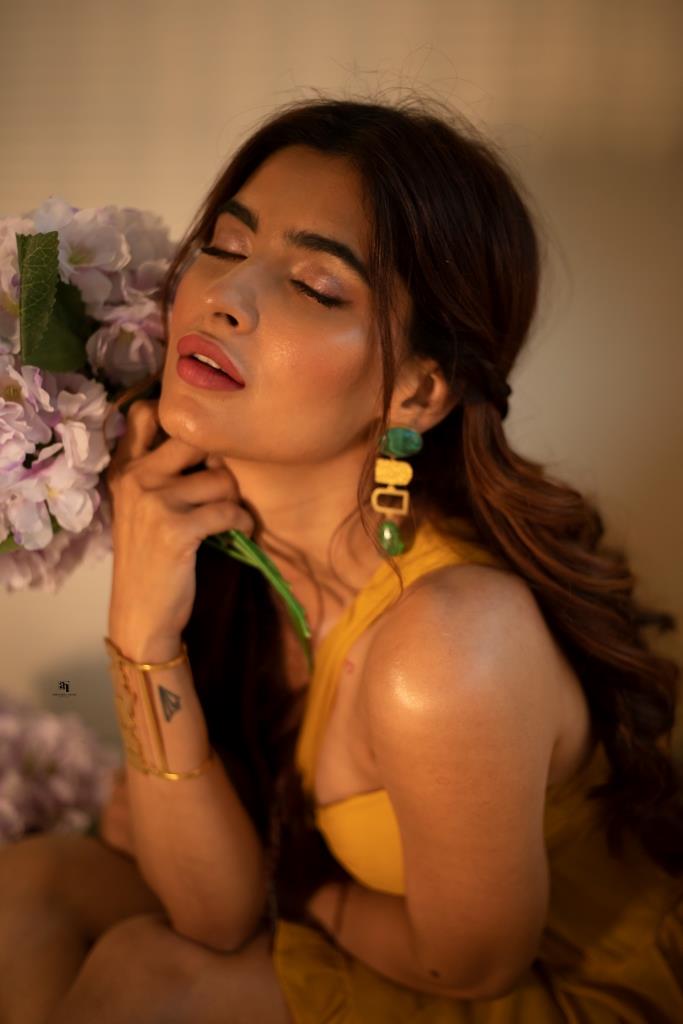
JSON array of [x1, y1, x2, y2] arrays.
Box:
[[1, 94, 682, 1024]]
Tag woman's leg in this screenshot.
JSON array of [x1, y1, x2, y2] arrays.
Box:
[[48, 912, 294, 1024], [0, 832, 165, 1024], [0, 894, 90, 1024]]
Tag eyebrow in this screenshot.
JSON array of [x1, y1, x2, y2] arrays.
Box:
[[213, 197, 370, 286]]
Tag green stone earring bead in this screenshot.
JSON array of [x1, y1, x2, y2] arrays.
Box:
[[379, 426, 423, 457], [373, 426, 421, 556], [378, 519, 405, 555]]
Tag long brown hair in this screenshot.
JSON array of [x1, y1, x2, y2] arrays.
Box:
[[118, 93, 682, 909]]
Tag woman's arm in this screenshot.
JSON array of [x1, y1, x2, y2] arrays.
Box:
[[306, 880, 500, 1000], [110, 633, 268, 953], [102, 399, 269, 952], [304, 568, 559, 999]]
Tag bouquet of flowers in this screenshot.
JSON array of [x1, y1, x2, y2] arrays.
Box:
[[0, 196, 313, 667]]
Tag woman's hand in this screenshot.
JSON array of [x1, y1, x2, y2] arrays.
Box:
[[97, 767, 136, 858], [105, 398, 255, 660]]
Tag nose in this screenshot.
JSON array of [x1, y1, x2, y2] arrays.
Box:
[[202, 270, 259, 335]]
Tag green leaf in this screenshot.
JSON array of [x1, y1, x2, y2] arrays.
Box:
[[17, 232, 60, 364], [54, 278, 92, 338], [36, 312, 87, 371], [17, 233, 90, 372], [0, 533, 21, 553]]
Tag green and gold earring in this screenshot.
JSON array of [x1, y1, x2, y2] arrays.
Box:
[[371, 425, 423, 555]]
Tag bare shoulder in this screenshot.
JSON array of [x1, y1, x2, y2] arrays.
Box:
[[376, 559, 555, 680], [361, 559, 590, 790], [419, 559, 536, 614], [362, 557, 548, 716]]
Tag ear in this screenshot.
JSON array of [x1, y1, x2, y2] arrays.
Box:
[[389, 357, 460, 432]]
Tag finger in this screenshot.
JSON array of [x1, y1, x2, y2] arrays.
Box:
[[142, 436, 216, 481], [187, 499, 255, 545], [106, 400, 160, 478], [125, 400, 167, 460], [158, 467, 241, 506]]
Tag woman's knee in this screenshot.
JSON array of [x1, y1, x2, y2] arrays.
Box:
[[0, 833, 114, 896], [0, 833, 66, 899], [88, 912, 183, 966], [72, 914, 195, 1005], [0, 833, 165, 940], [0, 836, 90, 961]]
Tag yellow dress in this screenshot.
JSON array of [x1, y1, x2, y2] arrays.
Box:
[[271, 517, 683, 1022]]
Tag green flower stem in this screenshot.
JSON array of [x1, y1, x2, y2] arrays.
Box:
[[202, 528, 314, 674]]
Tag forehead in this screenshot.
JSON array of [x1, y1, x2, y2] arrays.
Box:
[[220, 145, 371, 253]]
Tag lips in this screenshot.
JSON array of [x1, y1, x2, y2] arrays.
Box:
[[177, 333, 246, 385]]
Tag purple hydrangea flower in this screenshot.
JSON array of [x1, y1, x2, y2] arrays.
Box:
[[0, 198, 175, 591], [0, 691, 121, 845]]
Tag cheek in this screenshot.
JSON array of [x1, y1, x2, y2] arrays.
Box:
[[270, 322, 377, 402], [168, 272, 196, 327]]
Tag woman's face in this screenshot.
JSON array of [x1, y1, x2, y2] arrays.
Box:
[[159, 144, 409, 464]]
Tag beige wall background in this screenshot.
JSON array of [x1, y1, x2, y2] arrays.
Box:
[[1, 0, 681, 754]]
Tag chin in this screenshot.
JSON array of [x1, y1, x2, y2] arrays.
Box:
[[157, 388, 217, 452], [157, 389, 195, 442]]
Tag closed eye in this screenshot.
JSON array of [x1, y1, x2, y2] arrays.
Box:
[[198, 245, 347, 309]]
